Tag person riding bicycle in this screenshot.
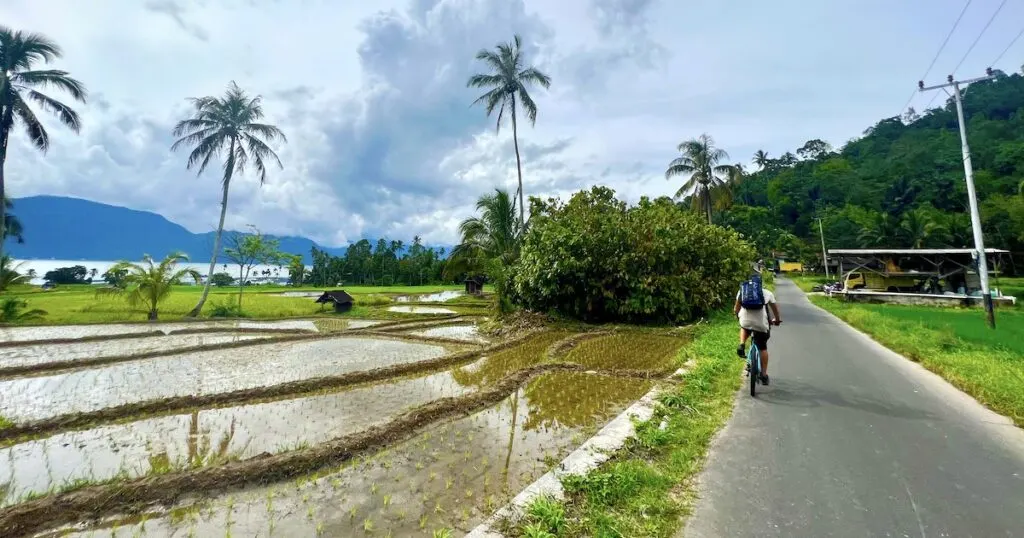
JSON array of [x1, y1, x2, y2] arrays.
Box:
[[735, 260, 782, 385]]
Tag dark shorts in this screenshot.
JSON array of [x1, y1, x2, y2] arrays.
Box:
[[750, 329, 770, 351]]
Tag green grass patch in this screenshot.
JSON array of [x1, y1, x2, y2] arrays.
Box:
[[811, 296, 1024, 427], [786, 273, 830, 293], [564, 333, 688, 372], [508, 313, 743, 537], [0, 415, 13, 431]]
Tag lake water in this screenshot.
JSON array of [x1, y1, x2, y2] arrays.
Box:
[[11, 259, 307, 286]]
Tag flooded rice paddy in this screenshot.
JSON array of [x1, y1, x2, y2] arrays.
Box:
[[387, 305, 457, 315], [396, 290, 464, 303], [0, 319, 324, 344], [0, 333, 275, 370], [49, 371, 652, 538], [0, 337, 450, 422], [409, 324, 487, 343], [0, 370, 475, 504]]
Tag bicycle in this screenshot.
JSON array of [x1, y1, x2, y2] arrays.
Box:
[[746, 321, 779, 397]]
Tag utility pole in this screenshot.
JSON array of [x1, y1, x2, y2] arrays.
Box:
[[918, 69, 996, 328], [817, 217, 830, 280]]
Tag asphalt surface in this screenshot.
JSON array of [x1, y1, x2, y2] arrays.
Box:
[[683, 279, 1024, 538]]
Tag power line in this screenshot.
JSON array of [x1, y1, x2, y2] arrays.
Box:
[[900, 0, 974, 115], [991, 25, 1024, 67], [952, 0, 1009, 74]]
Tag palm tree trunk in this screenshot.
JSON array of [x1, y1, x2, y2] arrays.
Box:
[[238, 265, 245, 310], [510, 96, 525, 227], [0, 125, 10, 262], [189, 139, 236, 317], [703, 187, 713, 224]]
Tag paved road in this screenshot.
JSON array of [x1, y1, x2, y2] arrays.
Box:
[[683, 279, 1024, 538]]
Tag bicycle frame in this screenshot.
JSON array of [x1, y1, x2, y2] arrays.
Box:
[[747, 341, 761, 396]]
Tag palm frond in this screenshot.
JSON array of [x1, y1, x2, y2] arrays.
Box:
[[25, 89, 81, 132], [467, 73, 505, 89], [13, 69, 86, 101], [12, 93, 49, 151], [517, 67, 551, 89], [518, 87, 539, 125]]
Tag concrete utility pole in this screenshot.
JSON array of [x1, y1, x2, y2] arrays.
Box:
[[817, 217, 830, 280], [918, 69, 996, 328]]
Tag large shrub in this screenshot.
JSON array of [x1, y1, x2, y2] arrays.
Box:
[[511, 187, 755, 323]]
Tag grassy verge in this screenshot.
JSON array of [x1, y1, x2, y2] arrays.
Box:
[[786, 273, 830, 292], [511, 313, 742, 537], [810, 296, 1024, 427]]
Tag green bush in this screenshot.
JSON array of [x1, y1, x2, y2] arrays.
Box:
[[210, 272, 235, 287], [511, 187, 755, 323], [209, 301, 247, 318]]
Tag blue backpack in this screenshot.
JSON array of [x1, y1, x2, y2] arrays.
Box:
[[740, 274, 765, 310]]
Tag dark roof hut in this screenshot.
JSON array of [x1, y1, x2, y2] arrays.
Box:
[[315, 290, 354, 313], [464, 276, 485, 296]]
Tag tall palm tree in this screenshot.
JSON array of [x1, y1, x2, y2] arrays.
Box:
[[171, 82, 286, 317], [665, 134, 736, 224], [468, 35, 552, 227], [900, 209, 943, 248], [858, 213, 900, 248], [753, 150, 770, 170], [108, 252, 201, 320], [0, 27, 86, 261]]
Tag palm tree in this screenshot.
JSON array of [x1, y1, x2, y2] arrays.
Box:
[[665, 134, 736, 224], [0, 27, 86, 261], [900, 209, 943, 248], [108, 252, 201, 320], [468, 35, 552, 227], [0, 255, 29, 291], [858, 213, 900, 248], [753, 150, 770, 170], [3, 198, 24, 244], [0, 297, 45, 323], [448, 189, 521, 273], [171, 82, 286, 317]]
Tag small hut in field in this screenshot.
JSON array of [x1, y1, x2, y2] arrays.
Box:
[[464, 276, 485, 296], [315, 290, 354, 313]]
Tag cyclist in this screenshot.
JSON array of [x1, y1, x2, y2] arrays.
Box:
[[735, 261, 782, 385]]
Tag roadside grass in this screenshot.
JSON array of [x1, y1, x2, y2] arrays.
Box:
[[810, 296, 1024, 427], [511, 313, 743, 537], [0, 284, 472, 325], [786, 273, 830, 293]]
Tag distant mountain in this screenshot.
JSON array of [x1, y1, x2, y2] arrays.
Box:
[[5, 195, 349, 263]]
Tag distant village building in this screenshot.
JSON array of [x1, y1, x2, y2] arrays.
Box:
[[464, 276, 485, 296], [315, 290, 354, 313]]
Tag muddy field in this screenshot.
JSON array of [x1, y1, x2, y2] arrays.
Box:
[[0, 319, 333, 344], [0, 317, 687, 537]]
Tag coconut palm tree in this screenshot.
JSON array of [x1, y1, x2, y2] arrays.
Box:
[[0, 297, 45, 323], [0, 27, 86, 261], [753, 150, 770, 170], [3, 198, 23, 244], [665, 134, 736, 224], [107, 252, 201, 320], [900, 209, 944, 248], [468, 35, 551, 227], [0, 255, 29, 291], [171, 82, 286, 317], [448, 189, 521, 273], [858, 213, 901, 248]]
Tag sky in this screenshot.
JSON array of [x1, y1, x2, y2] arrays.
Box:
[[3, 0, 1024, 247]]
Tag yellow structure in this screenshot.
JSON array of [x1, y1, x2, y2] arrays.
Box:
[[778, 261, 804, 273]]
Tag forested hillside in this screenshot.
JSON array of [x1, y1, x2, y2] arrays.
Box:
[[719, 69, 1024, 271]]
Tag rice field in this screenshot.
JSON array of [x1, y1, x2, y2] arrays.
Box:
[[0, 310, 689, 537]]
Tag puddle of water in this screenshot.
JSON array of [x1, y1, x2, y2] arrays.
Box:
[[565, 333, 687, 371], [0, 320, 320, 344], [396, 290, 465, 303], [0, 337, 450, 422], [388, 306, 457, 314], [0, 370, 474, 505], [275, 291, 322, 298], [410, 324, 487, 343], [53, 371, 651, 537], [0, 333, 274, 370]]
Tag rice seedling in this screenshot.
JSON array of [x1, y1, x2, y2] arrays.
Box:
[[362, 518, 374, 533]]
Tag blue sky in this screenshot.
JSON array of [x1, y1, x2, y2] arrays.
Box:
[[3, 0, 1023, 246]]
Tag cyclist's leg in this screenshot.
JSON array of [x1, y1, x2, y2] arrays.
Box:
[[737, 327, 750, 357], [752, 330, 770, 381]]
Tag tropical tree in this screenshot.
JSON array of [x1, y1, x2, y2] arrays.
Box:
[[0, 27, 86, 261], [107, 252, 201, 320], [171, 82, 286, 317], [447, 189, 520, 311], [3, 198, 23, 243], [0, 255, 29, 291], [900, 209, 943, 248], [665, 134, 736, 224], [753, 150, 770, 170], [468, 35, 551, 227], [858, 213, 900, 248], [0, 297, 45, 323]]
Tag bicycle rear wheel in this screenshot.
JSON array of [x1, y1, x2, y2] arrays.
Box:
[[748, 344, 759, 397]]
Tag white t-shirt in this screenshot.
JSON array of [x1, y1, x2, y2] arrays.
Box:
[[736, 288, 776, 333]]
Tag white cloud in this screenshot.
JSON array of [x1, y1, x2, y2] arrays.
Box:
[[4, 0, 1024, 248]]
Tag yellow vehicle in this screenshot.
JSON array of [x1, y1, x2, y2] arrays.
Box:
[[843, 271, 930, 292]]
